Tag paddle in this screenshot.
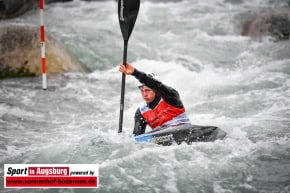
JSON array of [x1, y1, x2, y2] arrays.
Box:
[[117, 0, 140, 133]]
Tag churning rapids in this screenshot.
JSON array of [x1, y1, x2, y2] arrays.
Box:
[[1, 0, 290, 192]]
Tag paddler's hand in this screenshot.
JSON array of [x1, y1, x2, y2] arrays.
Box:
[[119, 62, 135, 75]]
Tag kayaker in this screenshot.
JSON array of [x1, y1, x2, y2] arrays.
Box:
[[119, 63, 191, 136]]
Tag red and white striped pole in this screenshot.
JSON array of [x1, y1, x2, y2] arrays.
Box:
[[39, 0, 47, 90]]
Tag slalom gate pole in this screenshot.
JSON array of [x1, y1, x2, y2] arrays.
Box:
[[39, 0, 47, 90]]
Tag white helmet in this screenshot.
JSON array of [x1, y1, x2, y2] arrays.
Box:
[[138, 72, 158, 89], [147, 72, 158, 79]]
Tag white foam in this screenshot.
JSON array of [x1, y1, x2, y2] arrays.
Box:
[[0, 103, 43, 119]]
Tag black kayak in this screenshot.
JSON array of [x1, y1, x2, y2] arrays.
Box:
[[134, 124, 227, 146]]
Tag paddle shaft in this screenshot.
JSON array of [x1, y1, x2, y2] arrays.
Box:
[[118, 40, 128, 133], [117, 0, 140, 133]]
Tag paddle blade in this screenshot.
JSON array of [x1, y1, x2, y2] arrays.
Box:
[[118, 0, 140, 41]]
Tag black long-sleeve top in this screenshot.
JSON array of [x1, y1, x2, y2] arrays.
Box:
[[132, 68, 185, 136]]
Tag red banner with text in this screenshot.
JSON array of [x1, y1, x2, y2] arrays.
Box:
[[4, 164, 99, 188]]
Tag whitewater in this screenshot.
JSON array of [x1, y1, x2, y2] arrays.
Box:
[[0, 0, 290, 192]]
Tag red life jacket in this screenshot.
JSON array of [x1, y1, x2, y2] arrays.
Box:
[[139, 99, 190, 129]]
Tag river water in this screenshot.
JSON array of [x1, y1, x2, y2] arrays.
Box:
[[1, 0, 290, 192]]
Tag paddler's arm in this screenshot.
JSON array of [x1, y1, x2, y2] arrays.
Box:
[[119, 63, 184, 108], [133, 108, 147, 136]]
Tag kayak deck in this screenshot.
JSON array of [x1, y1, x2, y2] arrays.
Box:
[[134, 124, 227, 145]]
